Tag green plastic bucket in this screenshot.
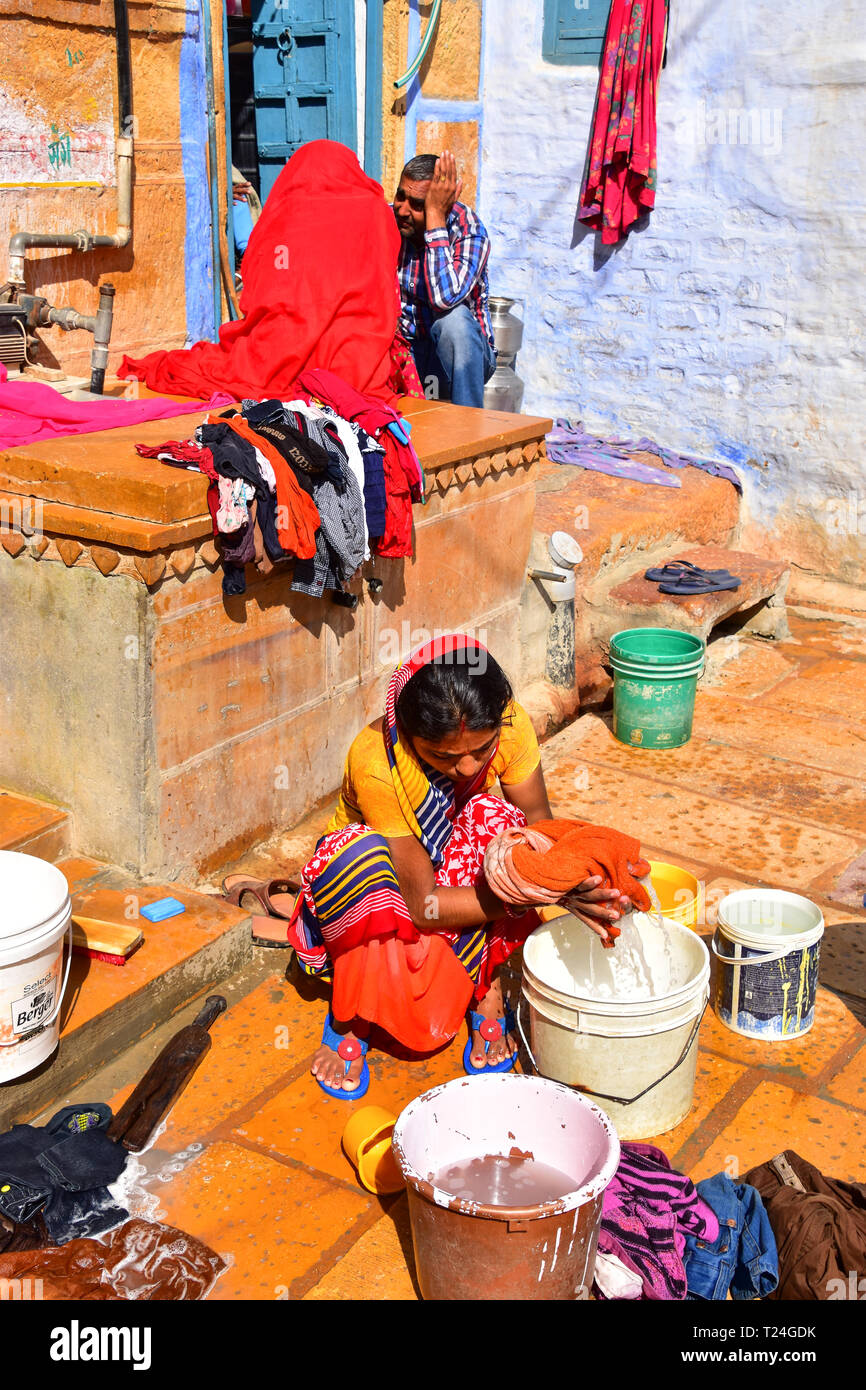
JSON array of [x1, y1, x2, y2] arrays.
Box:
[[610, 628, 705, 749]]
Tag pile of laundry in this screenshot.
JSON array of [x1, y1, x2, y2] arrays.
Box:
[[0, 1103, 224, 1300], [594, 1143, 866, 1301], [136, 366, 424, 602]]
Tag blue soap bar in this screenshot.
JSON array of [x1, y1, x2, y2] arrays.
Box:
[[140, 897, 186, 922]]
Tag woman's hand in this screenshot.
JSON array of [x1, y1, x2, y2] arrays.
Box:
[[561, 875, 632, 945]]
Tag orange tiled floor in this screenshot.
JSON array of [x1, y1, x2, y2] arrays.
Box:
[[42, 611, 866, 1299]]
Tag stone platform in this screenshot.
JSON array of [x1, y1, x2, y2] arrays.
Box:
[[0, 393, 551, 880]]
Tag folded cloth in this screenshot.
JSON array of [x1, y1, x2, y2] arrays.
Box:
[[483, 819, 652, 910], [0, 1217, 225, 1300]]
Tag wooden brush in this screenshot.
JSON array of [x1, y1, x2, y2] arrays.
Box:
[[71, 914, 144, 966]]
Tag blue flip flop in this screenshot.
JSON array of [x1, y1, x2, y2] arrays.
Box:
[[463, 1003, 518, 1075], [316, 1010, 370, 1100], [658, 574, 741, 594], [645, 560, 735, 583]]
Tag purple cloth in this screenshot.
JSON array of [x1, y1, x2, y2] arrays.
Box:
[[546, 419, 742, 492], [596, 1142, 720, 1301], [0, 374, 234, 451]]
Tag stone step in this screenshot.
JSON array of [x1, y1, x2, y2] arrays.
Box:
[[0, 788, 72, 863], [0, 856, 257, 1129], [597, 545, 790, 645]]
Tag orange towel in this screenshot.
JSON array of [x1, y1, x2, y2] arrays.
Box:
[[507, 819, 652, 911]]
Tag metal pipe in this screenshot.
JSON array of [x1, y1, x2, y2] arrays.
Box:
[[7, 1, 134, 285], [89, 282, 116, 393]]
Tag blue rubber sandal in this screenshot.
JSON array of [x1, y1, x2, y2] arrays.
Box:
[[658, 574, 741, 594], [463, 1003, 518, 1075], [645, 560, 735, 583], [315, 1011, 370, 1100]]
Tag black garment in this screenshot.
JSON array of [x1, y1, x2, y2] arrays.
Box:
[[198, 422, 287, 563], [244, 415, 334, 480], [0, 1104, 128, 1245]]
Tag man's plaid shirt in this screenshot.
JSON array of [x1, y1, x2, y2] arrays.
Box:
[[396, 202, 494, 347]]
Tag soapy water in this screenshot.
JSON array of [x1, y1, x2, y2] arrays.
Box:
[[107, 1122, 206, 1224], [541, 878, 684, 1002]]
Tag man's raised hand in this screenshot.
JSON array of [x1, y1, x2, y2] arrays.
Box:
[[425, 149, 463, 230]]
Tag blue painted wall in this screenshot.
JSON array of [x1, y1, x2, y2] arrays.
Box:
[[480, 0, 866, 583], [180, 4, 216, 346]]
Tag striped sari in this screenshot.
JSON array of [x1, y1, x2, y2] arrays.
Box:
[[287, 635, 539, 1051]]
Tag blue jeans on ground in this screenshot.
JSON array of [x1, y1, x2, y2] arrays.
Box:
[[684, 1173, 779, 1300], [411, 303, 496, 408]]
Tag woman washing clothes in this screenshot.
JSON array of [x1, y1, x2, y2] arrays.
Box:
[[281, 633, 638, 1097]]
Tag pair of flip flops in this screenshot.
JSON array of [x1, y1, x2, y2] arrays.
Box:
[[222, 875, 298, 947], [315, 1011, 370, 1100], [462, 1003, 518, 1075], [645, 559, 741, 595]]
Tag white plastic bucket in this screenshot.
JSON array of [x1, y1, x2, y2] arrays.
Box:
[[520, 912, 710, 1140], [0, 851, 72, 1082], [712, 889, 824, 1040]]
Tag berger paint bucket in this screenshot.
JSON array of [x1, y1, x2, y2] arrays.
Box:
[[0, 851, 72, 1082], [391, 1073, 619, 1300], [520, 912, 710, 1139], [610, 628, 705, 749], [713, 889, 824, 1040]]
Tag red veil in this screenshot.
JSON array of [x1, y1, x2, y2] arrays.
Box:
[[119, 141, 402, 403]]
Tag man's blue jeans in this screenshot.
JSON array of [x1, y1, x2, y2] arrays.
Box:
[[411, 304, 496, 408]]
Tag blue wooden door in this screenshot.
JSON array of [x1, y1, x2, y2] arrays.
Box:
[[251, 0, 357, 202]]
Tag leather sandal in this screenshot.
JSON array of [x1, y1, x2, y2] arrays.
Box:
[[221, 875, 299, 919]]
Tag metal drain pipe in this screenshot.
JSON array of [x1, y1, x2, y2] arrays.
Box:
[[7, 0, 134, 286]]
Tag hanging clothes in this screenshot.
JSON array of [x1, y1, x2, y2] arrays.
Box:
[[118, 142, 404, 404], [577, 0, 668, 245]]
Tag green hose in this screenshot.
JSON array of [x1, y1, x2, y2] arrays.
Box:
[[394, 0, 442, 89]]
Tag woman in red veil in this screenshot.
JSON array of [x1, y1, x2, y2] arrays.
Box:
[[120, 141, 410, 404]]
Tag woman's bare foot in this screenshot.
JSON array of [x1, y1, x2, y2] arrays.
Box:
[[467, 973, 517, 1070], [311, 1017, 368, 1092]]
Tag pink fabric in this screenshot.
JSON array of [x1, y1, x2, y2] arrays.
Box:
[[0, 380, 234, 451]]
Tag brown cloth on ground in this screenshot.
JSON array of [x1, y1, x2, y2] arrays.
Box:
[[743, 1150, 866, 1300], [487, 819, 652, 910], [0, 1217, 225, 1300]]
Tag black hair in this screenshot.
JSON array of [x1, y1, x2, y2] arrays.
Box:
[[401, 154, 438, 184], [396, 651, 513, 744]]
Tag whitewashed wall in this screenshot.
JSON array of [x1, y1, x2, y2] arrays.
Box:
[[480, 1, 866, 583]]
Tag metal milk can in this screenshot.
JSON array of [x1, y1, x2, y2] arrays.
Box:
[[485, 296, 525, 413], [488, 296, 524, 355]]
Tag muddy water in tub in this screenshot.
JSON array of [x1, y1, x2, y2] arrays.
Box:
[[431, 1153, 576, 1205]]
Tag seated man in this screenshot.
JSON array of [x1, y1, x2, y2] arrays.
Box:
[[394, 151, 496, 408]]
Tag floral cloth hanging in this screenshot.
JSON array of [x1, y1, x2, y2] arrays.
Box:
[[578, 0, 669, 245]]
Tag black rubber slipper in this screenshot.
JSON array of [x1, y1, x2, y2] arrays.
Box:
[[645, 560, 735, 583], [658, 575, 741, 595]]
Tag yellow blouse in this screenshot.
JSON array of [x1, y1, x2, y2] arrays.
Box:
[[327, 699, 541, 839]]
